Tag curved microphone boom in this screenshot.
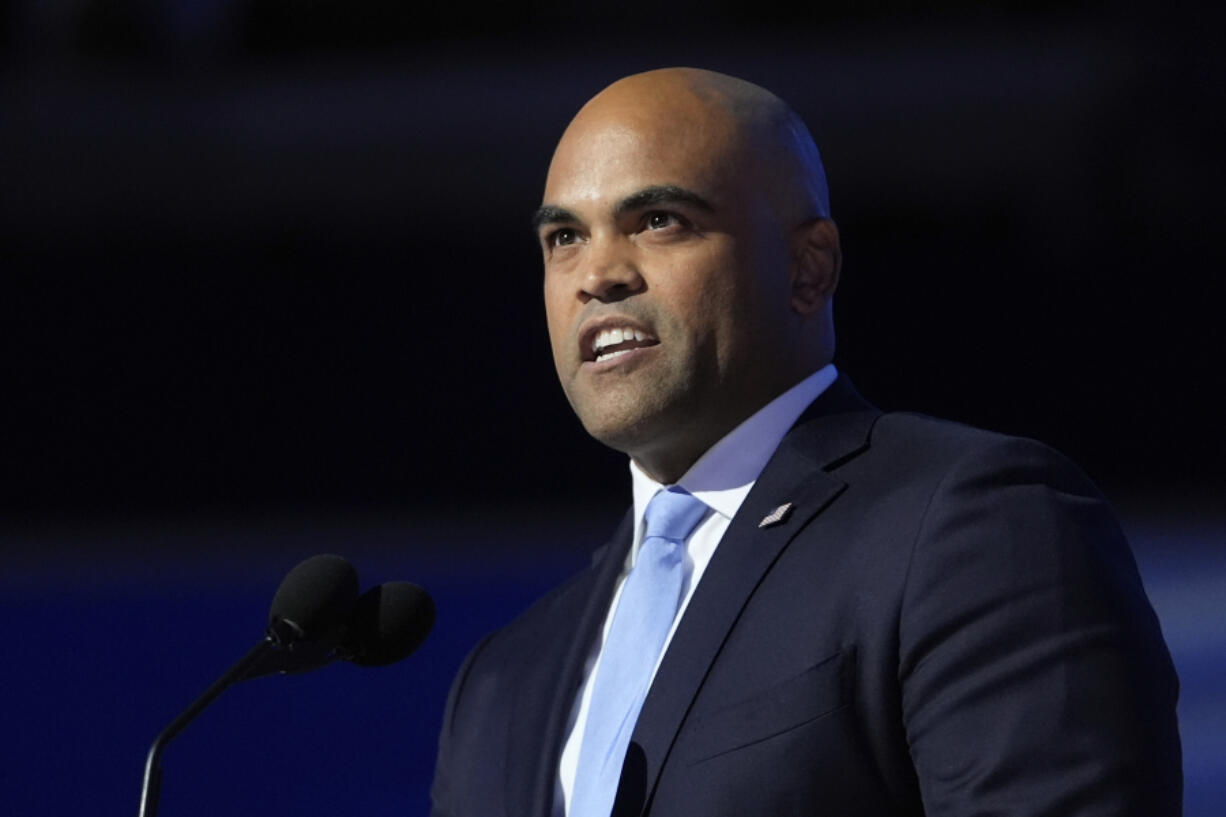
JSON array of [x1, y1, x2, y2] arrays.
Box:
[[137, 555, 436, 817], [138, 554, 359, 817]]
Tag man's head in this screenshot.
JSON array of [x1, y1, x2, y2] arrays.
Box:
[[536, 68, 841, 483]]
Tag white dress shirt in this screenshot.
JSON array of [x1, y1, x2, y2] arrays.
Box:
[[554, 364, 838, 815]]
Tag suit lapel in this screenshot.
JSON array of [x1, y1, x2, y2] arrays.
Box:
[[508, 510, 635, 817], [621, 375, 880, 815]]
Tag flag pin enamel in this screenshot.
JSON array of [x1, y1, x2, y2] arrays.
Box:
[[758, 502, 794, 528]]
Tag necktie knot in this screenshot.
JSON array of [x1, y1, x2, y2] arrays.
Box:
[[641, 486, 708, 545]]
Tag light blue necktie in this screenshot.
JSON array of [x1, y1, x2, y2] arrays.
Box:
[[570, 486, 709, 817]]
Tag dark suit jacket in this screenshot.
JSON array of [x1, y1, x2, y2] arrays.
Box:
[[430, 377, 1182, 816]]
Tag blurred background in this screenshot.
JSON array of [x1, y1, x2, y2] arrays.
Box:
[[2, 0, 1222, 814]]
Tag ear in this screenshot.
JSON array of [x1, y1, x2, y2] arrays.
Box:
[[789, 218, 841, 316]]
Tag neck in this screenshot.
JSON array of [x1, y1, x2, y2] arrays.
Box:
[[629, 434, 712, 484]]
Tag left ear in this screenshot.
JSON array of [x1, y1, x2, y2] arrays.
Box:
[[788, 218, 841, 316]]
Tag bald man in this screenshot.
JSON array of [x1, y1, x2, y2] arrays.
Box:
[[430, 69, 1181, 817]]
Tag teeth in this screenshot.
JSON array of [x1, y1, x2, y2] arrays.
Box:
[[591, 326, 653, 354]]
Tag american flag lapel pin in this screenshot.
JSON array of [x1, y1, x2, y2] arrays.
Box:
[[758, 502, 794, 528]]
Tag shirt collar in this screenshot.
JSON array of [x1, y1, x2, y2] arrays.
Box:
[[630, 363, 838, 531]]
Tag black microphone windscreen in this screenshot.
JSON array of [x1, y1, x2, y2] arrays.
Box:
[[345, 581, 435, 667], [268, 554, 360, 641]]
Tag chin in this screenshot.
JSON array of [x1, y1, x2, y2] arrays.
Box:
[[566, 376, 706, 461], [579, 413, 652, 456], [579, 402, 700, 472], [574, 403, 658, 452]]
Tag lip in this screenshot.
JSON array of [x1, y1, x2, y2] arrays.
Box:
[[576, 315, 659, 364], [580, 343, 659, 373]]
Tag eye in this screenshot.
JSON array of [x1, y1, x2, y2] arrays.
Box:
[[546, 227, 580, 248], [645, 211, 680, 230]]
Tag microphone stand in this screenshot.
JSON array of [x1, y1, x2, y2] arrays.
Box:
[[138, 621, 339, 817]]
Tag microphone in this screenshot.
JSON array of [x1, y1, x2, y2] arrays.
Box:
[[242, 554, 362, 679], [269, 553, 361, 645], [343, 581, 436, 667], [138, 554, 433, 817]]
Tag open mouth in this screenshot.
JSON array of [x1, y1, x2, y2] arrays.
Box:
[[584, 325, 659, 364]]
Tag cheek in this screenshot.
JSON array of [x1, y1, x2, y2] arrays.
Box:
[[670, 252, 752, 333], [543, 280, 574, 367], [681, 259, 778, 366]]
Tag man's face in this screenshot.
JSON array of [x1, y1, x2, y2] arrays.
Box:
[[537, 97, 799, 481]]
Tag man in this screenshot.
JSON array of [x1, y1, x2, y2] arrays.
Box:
[[430, 68, 1181, 816]]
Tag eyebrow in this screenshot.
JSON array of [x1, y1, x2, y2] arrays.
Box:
[[530, 205, 578, 232], [530, 185, 716, 232], [615, 185, 715, 217]]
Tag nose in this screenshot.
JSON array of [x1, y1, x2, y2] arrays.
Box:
[[580, 237, 645, 303]]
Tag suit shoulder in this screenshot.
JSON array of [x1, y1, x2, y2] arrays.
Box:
[[871, 410, 1039, 454], [460, 538, 626, 699], [474, 512, 631, 663], [866, 411, 1100, 493], [473, 565, 595, 657]]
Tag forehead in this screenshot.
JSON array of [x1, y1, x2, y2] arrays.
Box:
[[542, 100, 747, 213]]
